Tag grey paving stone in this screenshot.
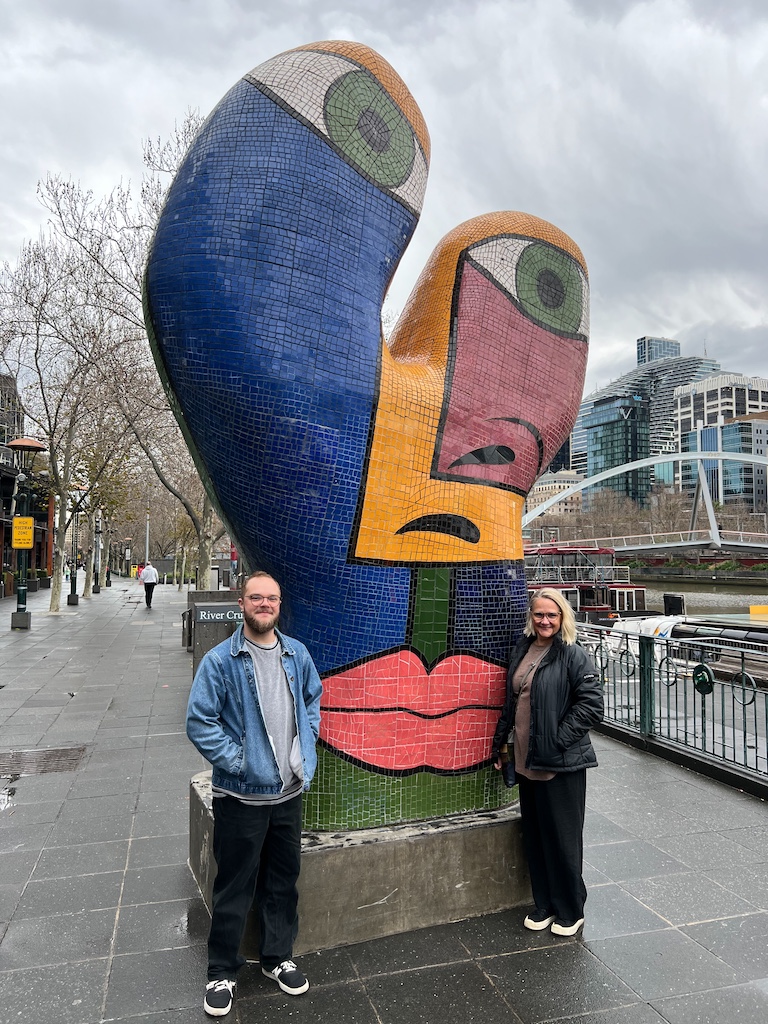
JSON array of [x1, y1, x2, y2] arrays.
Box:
[[112, 897, 209, 954], [653, 829, 768, 870], [0, 958, 109, 1024], [67, 775, 142, 799], [552, 1005, 669, 1024], [721, 824, 768, 855], [0, 882, 25, 920], [55, 792, 138, 821], [482, 944, 640, 1023], [126, 834, 188, 869], [623, 870, 757, 924], [132, 808, 190, 838], [431, 908, 562, 958], [121, 863, 201, 904], [0, 799, 64, 828], [104, 945, 208, 1017], [652, 980, 768, 1024], [584, 811, 642, 845], [14, 870, 124, 918], [584, 840, 689, 882], [587, 929, 742, 1000], [0, 907, 116, 969], [365, 960, 522, 1024], [32, 840, 129, 879], [682, 912, 768, 979], [582, 883, 672, 941], [47, 814, 133, 846], [0, 847, 40, 884], [346, 923, 470, 977]]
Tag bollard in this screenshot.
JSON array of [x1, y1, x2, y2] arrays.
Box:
[[638, 634, 655, 738]]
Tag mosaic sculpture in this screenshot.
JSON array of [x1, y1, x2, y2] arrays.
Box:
[[143, 41, 589, 828]]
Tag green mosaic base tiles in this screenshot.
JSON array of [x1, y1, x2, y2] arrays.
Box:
[[304, 748, 517, 831]]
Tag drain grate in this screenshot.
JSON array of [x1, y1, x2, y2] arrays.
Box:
[[0, 746, 87, 777]]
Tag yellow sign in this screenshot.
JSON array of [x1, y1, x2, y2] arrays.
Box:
[[12, 516, 34, 549]]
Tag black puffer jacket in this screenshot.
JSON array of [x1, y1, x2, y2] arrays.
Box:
[[492, 634, 603, 773]]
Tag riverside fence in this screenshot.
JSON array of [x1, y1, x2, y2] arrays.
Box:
[[577, 622, 768, 797]]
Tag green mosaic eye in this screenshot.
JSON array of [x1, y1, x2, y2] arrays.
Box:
[[515, 243, 584, 334], [324, 71, 416, 189]]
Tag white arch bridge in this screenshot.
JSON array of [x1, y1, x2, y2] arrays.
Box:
[[523, 452, 768, 555]]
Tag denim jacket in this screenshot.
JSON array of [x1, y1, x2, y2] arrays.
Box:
[[186, 625, 323, 796]]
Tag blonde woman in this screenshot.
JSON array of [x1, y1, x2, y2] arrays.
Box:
[[492, 588, 603, 936]]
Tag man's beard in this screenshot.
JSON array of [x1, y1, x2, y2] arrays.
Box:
[[243, 607, 279, 636]]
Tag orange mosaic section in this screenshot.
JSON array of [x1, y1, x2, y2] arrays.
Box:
[[352, 211, 587, 565]]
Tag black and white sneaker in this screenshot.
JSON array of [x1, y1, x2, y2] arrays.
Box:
[[524, 908, 556, 931], [551, 917, 585, 936], [204, 979, 235, 1016], [261, 959, 309, 995]]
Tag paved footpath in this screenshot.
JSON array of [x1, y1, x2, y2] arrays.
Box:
[[1, 579, 767, 1024]]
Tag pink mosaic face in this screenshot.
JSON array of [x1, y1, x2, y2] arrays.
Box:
[[433, 235, 589, 498]]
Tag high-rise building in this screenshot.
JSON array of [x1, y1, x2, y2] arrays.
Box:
[[0, 374, 23, 446], [570, 354, 721, 495], [680, 412, 768, 509], [636, 336, 681, 365], [585, 395, 651, 501], [673, 375, 768, 435]]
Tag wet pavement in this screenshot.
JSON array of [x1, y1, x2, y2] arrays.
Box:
[[0, 579, 767, 1024]]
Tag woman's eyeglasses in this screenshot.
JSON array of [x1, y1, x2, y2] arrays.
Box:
[[532, 612, 561, 621]]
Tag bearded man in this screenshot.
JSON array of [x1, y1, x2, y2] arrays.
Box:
[[186, 571, 322, 1017]]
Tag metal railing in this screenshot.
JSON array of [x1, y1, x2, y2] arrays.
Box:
[[560, 529, 768, 551], [526, 565, 632, 584], [578, 623, 768, 783]]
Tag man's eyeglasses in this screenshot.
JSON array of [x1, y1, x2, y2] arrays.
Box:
[[246, 595, 281, 605], [532, 612, 561, 621]]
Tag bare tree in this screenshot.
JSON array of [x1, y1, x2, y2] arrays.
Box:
[[34, 111, 228, 589], [1, 230, 136, 610]]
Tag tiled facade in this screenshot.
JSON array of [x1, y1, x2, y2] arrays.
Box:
[[143, 41, 588, 827]]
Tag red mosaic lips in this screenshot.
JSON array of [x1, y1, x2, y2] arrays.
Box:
[[320, 649, 506, 771]]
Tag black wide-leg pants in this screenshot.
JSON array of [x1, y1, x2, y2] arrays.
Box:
[[517, 770, 587, 923], [207, 793, 302, 981]]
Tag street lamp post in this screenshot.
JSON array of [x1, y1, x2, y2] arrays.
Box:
[[92, 511, 101, 594], [68, 501, 79, 606], [8, 437, 47, 631]]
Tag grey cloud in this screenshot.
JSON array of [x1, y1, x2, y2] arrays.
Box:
[[2, 0, 767, 394]]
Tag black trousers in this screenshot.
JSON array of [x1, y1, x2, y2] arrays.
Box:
[[143, 582, 156, 606], [208, 793, 302, 981], [517, 770, 587, 923]]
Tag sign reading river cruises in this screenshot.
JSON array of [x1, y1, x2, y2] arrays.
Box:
[[194, 604, 242, 623]]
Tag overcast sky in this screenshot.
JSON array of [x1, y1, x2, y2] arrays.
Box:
[[2, 0, 767, 395]]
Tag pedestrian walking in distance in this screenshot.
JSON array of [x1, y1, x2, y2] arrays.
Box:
[[187, 570, 323, 1018], [138, 561, 159, 607]]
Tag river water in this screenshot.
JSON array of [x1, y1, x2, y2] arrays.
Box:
[[644, 581, 768, 616]]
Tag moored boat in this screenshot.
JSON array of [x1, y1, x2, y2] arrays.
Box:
[[524, 543, 647, 618]]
